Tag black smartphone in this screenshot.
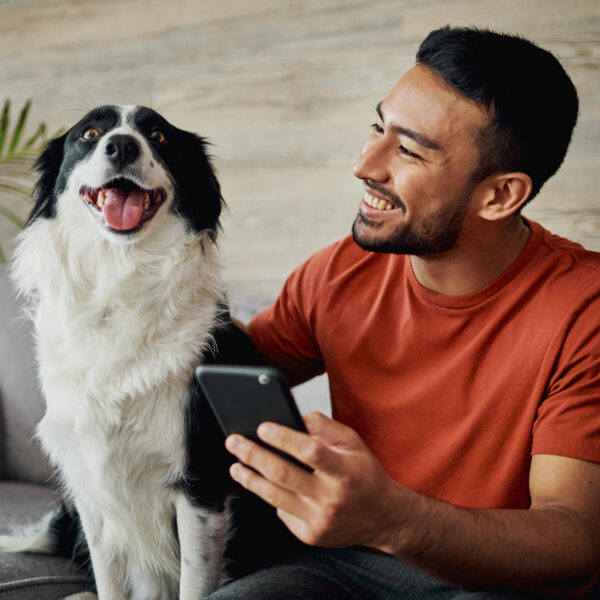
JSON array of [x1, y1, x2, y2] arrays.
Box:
[[194, 365, 312, 471]]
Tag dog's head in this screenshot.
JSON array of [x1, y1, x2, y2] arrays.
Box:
[[28, 105, 223, 241]]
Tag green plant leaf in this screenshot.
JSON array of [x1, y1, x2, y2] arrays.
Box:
[[22, 122, 47, 153], [0, 203, 26, 228], [0, 181, 32, 198], [0, 99, 61, 262], [0, 100, 9, 158], [8, 100, 31, 157]]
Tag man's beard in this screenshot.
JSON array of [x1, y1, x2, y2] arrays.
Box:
[[352, 192, 472, 256]]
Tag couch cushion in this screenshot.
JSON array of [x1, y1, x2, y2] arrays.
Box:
[[0, 481, 58, 533], [0, 266, 52, 484], [0, 482, 92, 600]]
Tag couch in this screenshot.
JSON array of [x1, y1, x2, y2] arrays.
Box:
[[0, 265, 330, 599]]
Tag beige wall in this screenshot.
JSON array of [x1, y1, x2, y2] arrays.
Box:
[[1, 0, 598, 296]]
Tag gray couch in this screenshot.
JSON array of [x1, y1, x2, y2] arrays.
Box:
[[0, 265, 91, 599], [0, 265, 330, 599]]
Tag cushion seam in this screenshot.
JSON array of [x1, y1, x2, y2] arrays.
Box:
[[0, 574, 89, 591]]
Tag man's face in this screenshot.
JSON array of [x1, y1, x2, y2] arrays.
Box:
[[352, 65, 488, 255]]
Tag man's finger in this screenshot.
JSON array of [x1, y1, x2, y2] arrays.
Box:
[[229, 461, 312, 522], [226, 434, 323, 496], [256, 421, 342, 474], [302, 411, 362, 450]]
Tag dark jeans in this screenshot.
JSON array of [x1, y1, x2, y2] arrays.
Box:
[[207, 546, 547, 600]]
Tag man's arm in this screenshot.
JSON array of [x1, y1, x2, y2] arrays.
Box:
[[225, 412, 600, 596]]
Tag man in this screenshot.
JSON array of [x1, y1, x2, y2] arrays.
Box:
[[210, 27, 600, 598]]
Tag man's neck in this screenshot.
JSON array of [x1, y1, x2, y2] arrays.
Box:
[[409, 218, 531, 297]]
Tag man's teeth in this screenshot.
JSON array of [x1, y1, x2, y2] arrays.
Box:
[[364, 193, 394, 211], [97, 190, 105, 208]]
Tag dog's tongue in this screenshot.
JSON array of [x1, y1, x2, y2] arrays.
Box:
[[102, 188, 145, 231]]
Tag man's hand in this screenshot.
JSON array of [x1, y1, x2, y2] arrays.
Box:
[[225, 411, 402, 550], [225, 412, 600, 595]]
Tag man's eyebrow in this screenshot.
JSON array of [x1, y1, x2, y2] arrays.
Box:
[[376, 102, 441, 151]]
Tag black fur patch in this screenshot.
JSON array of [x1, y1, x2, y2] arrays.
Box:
[[49, 502, 96, 590], [180, 316, 307, 577], [178, 315, 266, 511]]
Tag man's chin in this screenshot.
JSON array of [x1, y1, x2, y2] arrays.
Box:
[[351, 214, 456, 256], [351, 215, 402, 254]]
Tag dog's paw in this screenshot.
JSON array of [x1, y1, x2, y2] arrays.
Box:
[[61, 593, 97, 600]]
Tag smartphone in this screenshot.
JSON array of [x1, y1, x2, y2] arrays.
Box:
[[194, 365, 312, 471]]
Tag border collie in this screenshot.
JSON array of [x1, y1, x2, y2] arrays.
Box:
[[0, 105, 268, 599]]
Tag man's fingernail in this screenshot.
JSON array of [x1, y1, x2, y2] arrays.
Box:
[[230, 463, 243, 480], [257, 422, 275, 439], [226, 435, 240, 452]]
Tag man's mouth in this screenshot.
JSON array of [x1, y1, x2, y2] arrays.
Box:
[[79, 178, 166, 233], [363, 193, 398, 211]]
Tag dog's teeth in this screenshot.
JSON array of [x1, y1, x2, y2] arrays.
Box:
[[143, 193, 150, 211], [97, 190, 105, 208]]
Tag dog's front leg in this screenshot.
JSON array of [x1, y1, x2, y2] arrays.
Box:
[[176, 493, 229, 599], [77, 503, 127, 600]]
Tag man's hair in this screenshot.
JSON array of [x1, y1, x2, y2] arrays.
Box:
[[416, 26, 579, 203]]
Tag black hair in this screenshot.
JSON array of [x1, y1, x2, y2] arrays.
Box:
[[416, 26, 579, 203]]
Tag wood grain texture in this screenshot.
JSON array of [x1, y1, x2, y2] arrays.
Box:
[[1, 0, 598, 295]]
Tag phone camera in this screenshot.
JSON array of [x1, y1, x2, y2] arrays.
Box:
[[258, 374, 271, 385]]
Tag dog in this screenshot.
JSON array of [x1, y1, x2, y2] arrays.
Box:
[[0, 105, 275, 599]]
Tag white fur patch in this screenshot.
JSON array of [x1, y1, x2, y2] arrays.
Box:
[[0, 512, 54, 553]]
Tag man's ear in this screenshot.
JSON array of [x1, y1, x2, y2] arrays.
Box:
[[473, 172, 532, 221]]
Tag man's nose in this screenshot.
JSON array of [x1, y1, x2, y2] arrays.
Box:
[[353, 136, 389, 183]]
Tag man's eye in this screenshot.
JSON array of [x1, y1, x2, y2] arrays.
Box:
[[370, 123, 384, 134], [399, 145, 421, 160], [82, 127, 100, 141], [150, 131, 166, 143]]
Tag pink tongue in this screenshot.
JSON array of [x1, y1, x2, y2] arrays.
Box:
[[102, 188, 145, 231]]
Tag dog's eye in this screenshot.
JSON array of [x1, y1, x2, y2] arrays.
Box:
[[82, 127, 100, 141], [150, 131, 166, 144]]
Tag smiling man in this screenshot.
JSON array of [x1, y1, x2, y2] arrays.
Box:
[[210, 27, 600, 599]]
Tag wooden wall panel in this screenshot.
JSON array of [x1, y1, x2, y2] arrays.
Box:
[[1, 0, 598, 295]]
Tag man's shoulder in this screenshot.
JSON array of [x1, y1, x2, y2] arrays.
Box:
[[532, 222, 600, 292], [536, 223, 600, 273], [526, 222, 600, 311]]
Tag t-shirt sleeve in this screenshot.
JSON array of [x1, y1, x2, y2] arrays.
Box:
[[532, 294, 600, 463], [247, 248, 332, 386]]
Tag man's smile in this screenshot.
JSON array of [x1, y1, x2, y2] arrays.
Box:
[[363, 193, 395, 211]]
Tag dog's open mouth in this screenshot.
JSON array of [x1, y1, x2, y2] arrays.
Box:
[[79, 178, 166, 233]]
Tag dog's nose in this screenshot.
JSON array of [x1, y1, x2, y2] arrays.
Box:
[[104, 134, 140, 168]]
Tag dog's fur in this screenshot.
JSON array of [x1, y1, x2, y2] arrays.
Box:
[[0, 105, 282, 599]]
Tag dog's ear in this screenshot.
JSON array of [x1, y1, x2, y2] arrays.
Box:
[[170, 132, 225, 238], [26, 133, 67, 226]]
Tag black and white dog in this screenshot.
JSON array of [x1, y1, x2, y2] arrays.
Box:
[[0, 105, 280, 599]]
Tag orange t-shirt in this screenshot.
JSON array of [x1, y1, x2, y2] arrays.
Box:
[[248, 221, 600, 509]]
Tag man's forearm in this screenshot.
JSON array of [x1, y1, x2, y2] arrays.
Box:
[[381, 484, 599, 595]]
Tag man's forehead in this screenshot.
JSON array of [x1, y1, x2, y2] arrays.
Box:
[[379, 65, 489, 145]]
